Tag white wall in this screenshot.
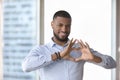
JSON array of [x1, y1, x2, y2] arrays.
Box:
[[44, 0, 112, 80]]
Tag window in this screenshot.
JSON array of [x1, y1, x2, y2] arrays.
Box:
[[1, 0, 40, 80]]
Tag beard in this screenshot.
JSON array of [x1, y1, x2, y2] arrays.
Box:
[[53, 32, 69, 42]]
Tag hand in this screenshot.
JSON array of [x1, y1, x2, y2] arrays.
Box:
[[60, 38, 79, 61], [75, 40, 94, 62]]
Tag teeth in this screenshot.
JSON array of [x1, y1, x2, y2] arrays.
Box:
[[61, 33, 66, 35]]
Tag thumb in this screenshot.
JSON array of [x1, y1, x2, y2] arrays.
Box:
[[67, 56, 75, 62], [75, 57, 82, 62]]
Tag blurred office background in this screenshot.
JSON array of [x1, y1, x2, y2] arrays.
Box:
[[0, 0, 120, 80], [0, 0, 39, 80]]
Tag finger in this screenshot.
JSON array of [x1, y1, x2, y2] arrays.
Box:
[[69, 38, 77, 47], [78, 39, 85, 48], [85, 42, 90, 48], [80, 40, 89, 48], [70, 38, 73, 44], [75, 57, 82, 62], [67, 56, 75, 62], [72, 47, 80, 51], [72, 39, 77, 44], [68, 38, 73, 46]]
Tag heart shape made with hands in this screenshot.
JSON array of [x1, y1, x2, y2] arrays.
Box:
[[61, 39, 94, 62]]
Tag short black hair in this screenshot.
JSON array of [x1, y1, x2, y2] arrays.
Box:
[[53, 10, 71, 20]]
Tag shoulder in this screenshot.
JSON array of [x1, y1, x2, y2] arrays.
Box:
[[31, 42, 51, 51]]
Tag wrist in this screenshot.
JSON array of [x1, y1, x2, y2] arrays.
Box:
[[56, 52, 61, 60], [59, 51, 65, 58], [92, 55, 102, 63], [52, 52, 62, 61]]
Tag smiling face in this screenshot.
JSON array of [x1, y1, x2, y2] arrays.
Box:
[[51, 16, 71, 42]]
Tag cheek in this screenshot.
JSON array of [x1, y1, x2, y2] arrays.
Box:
[[67, 28, 71, 33], [53, 28, 59, 34], [53, 27, 60, 32]]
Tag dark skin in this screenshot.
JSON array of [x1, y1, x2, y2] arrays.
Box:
[[51, 16, 102, 63]]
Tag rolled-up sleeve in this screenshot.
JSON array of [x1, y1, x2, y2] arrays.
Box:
[[89, 49, 116, 69]]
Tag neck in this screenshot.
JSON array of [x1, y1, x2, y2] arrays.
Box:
[[52, 37, 68, 46]]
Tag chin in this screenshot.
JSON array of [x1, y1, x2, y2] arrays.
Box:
[[59, 38, 68, 42]]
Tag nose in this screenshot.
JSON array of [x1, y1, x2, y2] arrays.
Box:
[[61, 26, 68, 32], [61, 26, 66, 31]]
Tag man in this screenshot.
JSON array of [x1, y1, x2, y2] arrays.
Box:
[[22, 10, 116, 80]]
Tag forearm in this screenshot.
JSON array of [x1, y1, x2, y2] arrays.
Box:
[[100, 55, 116, 69], [22, 55, 52, 72], [91, 51, 116, 68], [89, 49, 116, 69], [91, 55, 102, 63]]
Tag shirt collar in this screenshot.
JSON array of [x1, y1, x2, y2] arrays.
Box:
[[49, 38, 56, 47], [49, 37, 70, 47]]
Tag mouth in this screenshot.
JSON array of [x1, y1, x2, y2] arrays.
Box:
[[60, 32, 68, 37]]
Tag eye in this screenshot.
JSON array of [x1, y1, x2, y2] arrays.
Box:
[[57, 23, 63, 27]]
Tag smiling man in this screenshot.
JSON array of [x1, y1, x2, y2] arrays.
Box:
[[22, 10, 116, 80]]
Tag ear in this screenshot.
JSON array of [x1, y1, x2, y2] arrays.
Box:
[[51, 21, 54, 29]]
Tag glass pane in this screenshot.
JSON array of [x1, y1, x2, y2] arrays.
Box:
[[2, 0, 39, 80]]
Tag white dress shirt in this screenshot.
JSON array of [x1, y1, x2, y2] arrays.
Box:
[[22, 39, 116, 80]]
